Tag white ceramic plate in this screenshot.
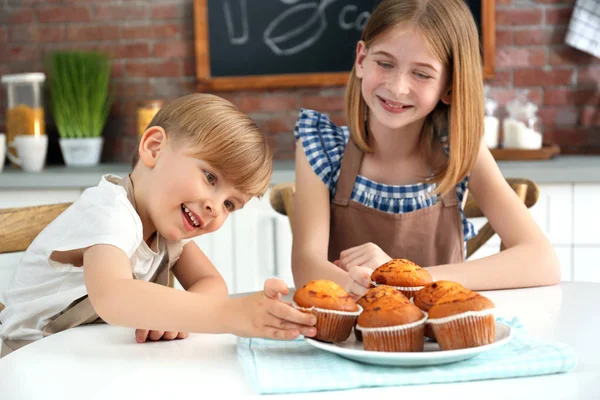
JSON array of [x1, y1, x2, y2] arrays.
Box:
[[305, 320, 512, 367]]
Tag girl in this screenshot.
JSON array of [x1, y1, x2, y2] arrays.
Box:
[[292, 0, 560, 299], [0, 94, 316, 357]]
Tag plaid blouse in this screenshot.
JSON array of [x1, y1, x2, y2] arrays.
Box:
[[294, 109, 476, 242]]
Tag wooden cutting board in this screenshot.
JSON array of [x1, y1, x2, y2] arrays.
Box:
[[490, 144, 560, 161]]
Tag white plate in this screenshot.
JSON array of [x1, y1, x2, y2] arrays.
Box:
[[305, 320, 512, 367]]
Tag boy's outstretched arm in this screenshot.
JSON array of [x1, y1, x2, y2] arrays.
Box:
[[83, 244, 316, 339]]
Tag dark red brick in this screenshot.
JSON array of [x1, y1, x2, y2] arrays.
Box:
[[514, 68, 573, 86], [38, 6, 90, 23], [497, 9, 543, 26]]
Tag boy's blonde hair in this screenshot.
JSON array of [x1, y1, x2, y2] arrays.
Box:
[[134, 93, 272, 197], [345, 0, 483, 196]]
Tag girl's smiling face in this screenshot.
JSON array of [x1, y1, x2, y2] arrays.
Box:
[[355, 25, 451, 132]]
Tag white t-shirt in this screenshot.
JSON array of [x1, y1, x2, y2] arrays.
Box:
[[0, 174, 173, 341]]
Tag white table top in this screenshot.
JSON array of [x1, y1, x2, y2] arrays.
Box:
[[1, 282, 599, 399]]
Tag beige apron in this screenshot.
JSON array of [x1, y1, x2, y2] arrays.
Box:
[[1, 175, 184, 357], [328, 139, 465, 268]]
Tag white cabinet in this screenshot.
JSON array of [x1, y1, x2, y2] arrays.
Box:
[[574, 247, 600, 283], [230, 191, 294, 294], [555, 246, 573, 282], [573, 184, 600, 245], [529, 184, 573, 245]]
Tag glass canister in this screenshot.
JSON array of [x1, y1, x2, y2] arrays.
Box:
[[503, 93, 543, 150], [137, 100, 164, 137], [1, 73, 46, 161], [483, 86, 499, 149]]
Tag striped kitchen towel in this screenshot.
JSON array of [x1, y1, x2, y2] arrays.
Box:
[[236, 317, 577, 394]]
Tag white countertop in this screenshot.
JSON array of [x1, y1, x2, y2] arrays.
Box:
[[1, 156, 600, 189], [0, 282, 599, 399]]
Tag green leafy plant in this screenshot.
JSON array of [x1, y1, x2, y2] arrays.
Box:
[[48, 51, 112, 139]]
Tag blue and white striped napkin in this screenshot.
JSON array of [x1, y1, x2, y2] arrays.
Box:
[[236, 317, 577, 395]]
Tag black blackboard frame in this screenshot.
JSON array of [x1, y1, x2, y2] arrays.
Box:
[[194, 0, 495, 91]]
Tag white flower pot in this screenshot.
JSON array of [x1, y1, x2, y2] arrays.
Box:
[[59, 137, 104, 167]]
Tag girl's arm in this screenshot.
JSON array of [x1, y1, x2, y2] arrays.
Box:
[[171, 240, 228, 297], [427, 143, 561, 290], [291, 142, 350, 288], [83, 244, 316, 338]]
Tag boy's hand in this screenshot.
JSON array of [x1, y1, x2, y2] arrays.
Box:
[[224, 278, 317, 340], [135, 329, 189, 343], [336, 242, 392, 272]]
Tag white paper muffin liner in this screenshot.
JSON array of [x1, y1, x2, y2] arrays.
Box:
[[293, 303, 362, 343], [429, 308, 496, 350], [371, 281, 424, 298], [356, 312, 427, 352], [427, 308, 495, 324]]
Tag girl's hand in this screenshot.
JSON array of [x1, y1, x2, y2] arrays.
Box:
[[135, 329, 189, 343], [336, 242, 392, 272], [344, 266, 373, 300], [224, 278, 317, 340]]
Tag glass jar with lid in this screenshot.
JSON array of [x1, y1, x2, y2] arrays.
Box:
[[1, 73, 46, 161], [502, 92, 543, 150]]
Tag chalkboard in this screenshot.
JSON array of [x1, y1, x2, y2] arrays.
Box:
[[194, 0, 495, 91]]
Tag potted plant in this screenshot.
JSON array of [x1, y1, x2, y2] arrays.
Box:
[[48, 51, 111, 167]]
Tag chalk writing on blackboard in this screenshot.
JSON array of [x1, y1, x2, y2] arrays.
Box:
[[223, 0, 371, 56]]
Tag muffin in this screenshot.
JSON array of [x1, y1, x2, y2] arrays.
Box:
[[293, 280, 361, 343], [371, 259, 433, 298], [427, 289, 496, 350], [355, 295, 426, 352], [355, 286, 410, 341], [413, 281, 466, 339]]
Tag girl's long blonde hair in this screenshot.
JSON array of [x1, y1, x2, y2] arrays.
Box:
[[135, 93, 272, 197], [345, 0, 483, 195]]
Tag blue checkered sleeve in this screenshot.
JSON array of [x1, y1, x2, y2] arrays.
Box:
[[294, 108, 349, 194]]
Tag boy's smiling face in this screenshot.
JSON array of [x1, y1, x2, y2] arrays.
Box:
[[134, 127, 252, 242]]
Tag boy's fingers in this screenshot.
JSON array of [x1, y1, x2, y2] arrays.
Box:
[[148, 330, 165, 341], [263, 278, 288, 299], [269, 302, 317, 326], [265, 328, 300, 341], [265, 317, 317, 337], [177, 332, 189, 339], [135, 329, 149, 343], [163, 331, 178, 340]]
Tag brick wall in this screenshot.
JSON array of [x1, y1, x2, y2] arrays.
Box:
[[0, 0, 598, 164]]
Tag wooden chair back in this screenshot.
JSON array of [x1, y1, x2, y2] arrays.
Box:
[[0, 203, 72, 254], [269, 178, 540, 259]]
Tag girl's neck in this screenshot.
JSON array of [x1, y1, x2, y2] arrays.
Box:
[[366, 115, 425, 162]]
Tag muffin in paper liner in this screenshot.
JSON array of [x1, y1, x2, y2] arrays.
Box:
[[356, 313, 427, 352], [428, 308, 496, 350], [371, 281, 424, 299], [293, 303, 363, 343]]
